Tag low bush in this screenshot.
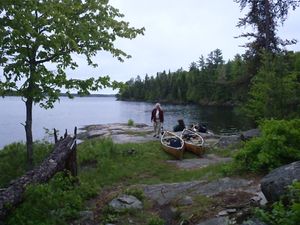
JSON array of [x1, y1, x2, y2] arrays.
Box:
[[232, 119, 300, 173], [0, 142, 52, 188], [2, 137, 229, 224], [124, 188, 145, 201], [6, 172, 84, 225], [256, 181, 300, 225], [147, 216, 165, 225], [128, 119, 134, 126]]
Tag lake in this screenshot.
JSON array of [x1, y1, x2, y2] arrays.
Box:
[[0, 96, 253, 149]]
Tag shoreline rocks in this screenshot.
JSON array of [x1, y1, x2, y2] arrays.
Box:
[[78, 123, 259, 149], [261, 161, 300, 202], [77, 123, 157, 144], [108, 195, 143, 212]]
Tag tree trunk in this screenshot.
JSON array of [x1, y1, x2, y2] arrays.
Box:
[[264, 0, 273, 52], [25, 98, 33, 169], [0, 135, 77, 220]]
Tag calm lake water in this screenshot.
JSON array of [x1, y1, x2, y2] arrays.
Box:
[[0, 96, 253, 149]]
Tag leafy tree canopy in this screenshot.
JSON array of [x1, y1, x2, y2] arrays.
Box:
[[0, 0, 144, 107], [0, 0, 144, 167]]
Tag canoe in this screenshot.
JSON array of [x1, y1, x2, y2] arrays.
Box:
[[181, 129, 205, 156], [161, 131, 185, 160]]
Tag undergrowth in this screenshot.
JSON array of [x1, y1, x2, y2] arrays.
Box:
[[256, 181, 300, 225], [228, 119, 300, 173], [1, 137, 228, 224], [0, 141, 52, 188]]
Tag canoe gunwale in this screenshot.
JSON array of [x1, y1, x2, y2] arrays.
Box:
[[181, 129, 205, 156], [161, 131, 185, 160]]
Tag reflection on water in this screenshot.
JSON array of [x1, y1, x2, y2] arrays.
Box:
[[0, 96, 254, 148], [161, 103, 253, 134]]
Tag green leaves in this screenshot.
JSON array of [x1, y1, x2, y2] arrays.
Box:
[[0, 0, 144, 105], [243, 52, 299, 121], [256, 181, 300, 225], [233, 119, 300, 173], [6, 172, 84, 225]]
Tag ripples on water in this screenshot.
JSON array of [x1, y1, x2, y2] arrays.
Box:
[[0, 96, 253, 148]]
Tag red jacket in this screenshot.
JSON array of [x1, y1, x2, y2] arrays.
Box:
[[151, 108, 164, 123]]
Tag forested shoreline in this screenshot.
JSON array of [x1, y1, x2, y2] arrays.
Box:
[[117, 49, 249, 105], [117, 50, 300, 108], [117, 0, 300, 122]]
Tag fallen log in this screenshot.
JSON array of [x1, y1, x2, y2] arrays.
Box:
[[0, 134, 77, 220]]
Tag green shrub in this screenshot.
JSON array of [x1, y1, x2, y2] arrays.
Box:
[[0, 142, 52, 188], [147, 216, 165, 225], [128, 119, 134, 126], [6, 172, 84, 225], [124, 188, 145, 201], [256, 181, 300, 225], [233, 119, 300, 173]]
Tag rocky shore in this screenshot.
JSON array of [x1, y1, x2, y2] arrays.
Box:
[[77, 122, 260, 148], [74, 123, 269, 224], [75, 123, 298, 225], [77, 123, 157, 144]]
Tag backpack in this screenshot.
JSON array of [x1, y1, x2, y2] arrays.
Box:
[[169, 138, 181, 148]]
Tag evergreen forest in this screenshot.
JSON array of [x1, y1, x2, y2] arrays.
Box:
[[117, 50, 300, 121], [118, 0, 300, 122]]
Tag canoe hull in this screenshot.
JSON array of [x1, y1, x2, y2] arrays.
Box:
[[181, 129, 205, 157], [161, 144, 184, 160], [184, 142, 205, 156], [161, 131, 185, 160]]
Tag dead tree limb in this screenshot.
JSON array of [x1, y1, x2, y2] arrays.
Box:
[[0, 134, 77, 220]]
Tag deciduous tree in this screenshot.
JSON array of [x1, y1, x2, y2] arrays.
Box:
[[0, 0, 144, 167]]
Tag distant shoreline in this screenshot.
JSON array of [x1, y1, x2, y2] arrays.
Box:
[[60, 93, 116, 97], [2, 93, 116, 98]]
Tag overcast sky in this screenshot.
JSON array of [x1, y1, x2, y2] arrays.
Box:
[[84, 0, 299, 94], [3, 0, 300, 94]]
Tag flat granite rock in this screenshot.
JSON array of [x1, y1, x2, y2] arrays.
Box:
[[142, 177, 255, 206], [78, 123, 155, 143], [166, 154, 232, 169], [108, 195, 143, 211], [78, 123, 225, 149], [111, 134, 157, 144], [196, 217, 230, 225], [87, 130, 109, 139]]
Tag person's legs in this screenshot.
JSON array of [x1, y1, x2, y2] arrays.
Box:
[[156, 121, 161, 137], [153, 122, 158, 137]]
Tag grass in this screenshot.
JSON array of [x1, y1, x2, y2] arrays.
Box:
[[1, 138, 231, 225], [0, 141, 53, 188], [77, 138, 227, 187], [206, 146, 238, 158], [174, 194, 215, 223]]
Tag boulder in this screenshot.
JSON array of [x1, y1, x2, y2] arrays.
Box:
[[108, 195, 142, 211], [216, 135, 241, 149], [177, 196, 193, 206], [240, 129, 260, 141], [261, 161, 300, 202], [241, 218, 267, 225], [196, 217, 229, 225]]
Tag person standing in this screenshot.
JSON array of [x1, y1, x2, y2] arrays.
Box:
[[151, 103, 164, 138]]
